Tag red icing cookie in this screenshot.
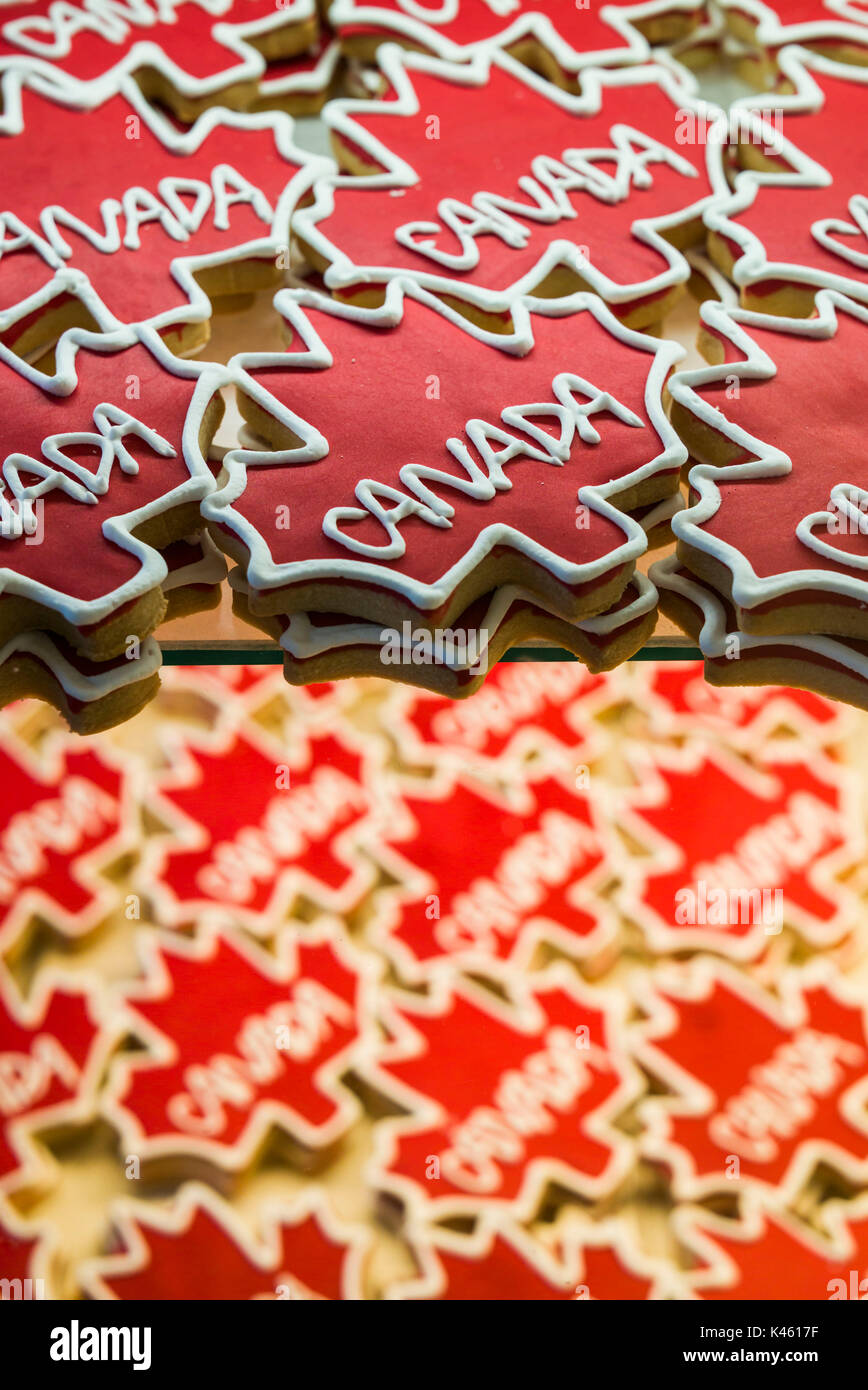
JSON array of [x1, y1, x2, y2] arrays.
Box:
[[670, 293, 868, 631], [0, 0, 318, 108], [295, 46, 728, 323], [637, 961, 868, 1203], [616, 740, 863, 957], [0, 976, 112, 1189], [104, 923, 379, 1168], [138, 720, 386, 931], [0, 333, 213, 636], [0, 72, 324, 370], [677, 1196, 868, 1301], [391, 1216, 663, 1300], [0, 726, 135, 945], [79, 1182, 367, 1300], [201, 281, 685, 620], [388, 659, 614, 767], [633, 655, 847, 747], [368, 767, 618, 983], [708, 51, 868, 309], [329, 0, 705, 70], [365, 968, 639, 1220]]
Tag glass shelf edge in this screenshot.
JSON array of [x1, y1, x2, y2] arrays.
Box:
[[159, 642, 702, 666]]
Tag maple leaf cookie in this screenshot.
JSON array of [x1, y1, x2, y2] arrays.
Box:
[[675, 1194, 868, 1300], [328, 0, 706, 82], [707, 50, 868, 317], [0, 726, 139, 948], [614, 738, 864, 959], [363, 765, 621, 984], [0, 70, 327, 371], [389, 1214, 670, 1300], [363, 968, 641, 1222], [293, 45, 729, 331], [0, 331, 219, 663], [636, 960, 868, 1204], [0, 974, 116, 1192], [78, 1183, 368, 1299], [0, 0, 320, 120], [384, 655, 622, 771], [103, 923, 381, 1170], [137, 718, 387, 931], [668, 292, 868, 640], [200, 281, 685, 633]]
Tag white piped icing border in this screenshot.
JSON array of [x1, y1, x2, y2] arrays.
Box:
[[197, 275, 686, 609], [0, 630, 162, 701]]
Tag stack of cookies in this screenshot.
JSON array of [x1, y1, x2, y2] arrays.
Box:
[[1, 0, 867, 727]]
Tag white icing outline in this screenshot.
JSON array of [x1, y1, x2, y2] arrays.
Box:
[[0, 66, 335, 390], [669, 289, 868, 611], [293, 43, 730, 314], [161, 529, 228, 591], [0, 0, 318, 111], [328, 0, 705, 72], [706, 47, 868, 307], [718, 0, 868, 51], [256, 33, 341, 101], [198, 276, 686, 609]]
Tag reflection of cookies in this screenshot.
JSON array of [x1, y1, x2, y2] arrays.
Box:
[[636, 960, 868, 1205], [78, 1181, 368, 1300]]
